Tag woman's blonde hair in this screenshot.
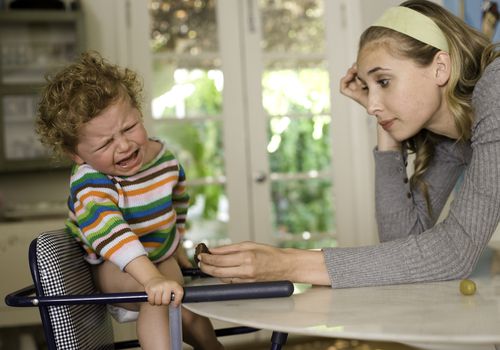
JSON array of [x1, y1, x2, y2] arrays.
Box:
[[359, 0, 499, 213], [36, 50, 143, 158]]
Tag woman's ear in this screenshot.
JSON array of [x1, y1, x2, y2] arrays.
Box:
[[434, 51, 451, 86]]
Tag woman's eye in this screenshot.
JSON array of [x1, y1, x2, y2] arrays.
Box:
[[378, 79, 389, 87]]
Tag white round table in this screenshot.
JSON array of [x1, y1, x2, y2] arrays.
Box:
[[185, 246, 500, 350]]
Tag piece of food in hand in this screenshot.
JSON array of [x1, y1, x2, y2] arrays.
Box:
[[194, 243, 211, 265], [459, 279, 477, 295]]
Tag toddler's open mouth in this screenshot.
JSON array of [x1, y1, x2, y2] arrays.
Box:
[[117, 150, 139, 167]]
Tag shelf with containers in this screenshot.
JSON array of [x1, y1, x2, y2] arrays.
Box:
[[0, 10, 84, 172]]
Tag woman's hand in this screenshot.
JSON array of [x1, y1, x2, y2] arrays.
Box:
[[340, 63, 368, 108], [377, 124, 402, 152], [198, 242, 287, 283], [340, 63, 400, 151], [199, 241, 331, 286]]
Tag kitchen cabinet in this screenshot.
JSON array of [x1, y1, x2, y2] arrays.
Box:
[[0, 219, 62, 327], [0, 9, 84, 172]]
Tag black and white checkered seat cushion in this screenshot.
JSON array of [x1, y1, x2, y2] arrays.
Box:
[[36, 230, 115, 349]]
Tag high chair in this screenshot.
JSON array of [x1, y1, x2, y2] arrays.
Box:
[[5, 229, 294, 349]]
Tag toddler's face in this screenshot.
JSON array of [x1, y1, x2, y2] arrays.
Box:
[[71, 97, 157, 176]]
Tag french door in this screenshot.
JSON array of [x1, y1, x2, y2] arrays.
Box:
[[125, 0, 379, 256]]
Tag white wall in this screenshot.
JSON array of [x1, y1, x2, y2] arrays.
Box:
[[326, 0, 401, 247], [80, 0, 128, 65], [81, 0, 153, 130]]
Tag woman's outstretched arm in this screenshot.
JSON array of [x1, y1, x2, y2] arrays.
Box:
[[199, 241, 331, 285]]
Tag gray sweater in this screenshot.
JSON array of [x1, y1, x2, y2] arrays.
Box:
[[322, 58, 500, 288]]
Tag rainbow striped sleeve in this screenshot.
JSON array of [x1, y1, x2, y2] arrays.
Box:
[[172, 164, 190, 234], [68, 165, 147, 270]]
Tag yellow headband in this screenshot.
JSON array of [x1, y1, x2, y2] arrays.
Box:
[[373, 6, 449, 52]]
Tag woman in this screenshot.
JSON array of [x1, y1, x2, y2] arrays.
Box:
[[200, 0, 500, 288]]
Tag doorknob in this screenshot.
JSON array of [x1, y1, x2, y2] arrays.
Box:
[[254, 172, 267, 183]]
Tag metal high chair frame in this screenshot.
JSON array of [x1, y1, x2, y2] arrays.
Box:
[[5, 229, 294, 350]]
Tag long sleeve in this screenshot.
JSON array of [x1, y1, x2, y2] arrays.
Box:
[[67, 166, 147, 270], [322, 58, 500, 288], [374, 138, 469, 242], [172, 164, 190, 235]]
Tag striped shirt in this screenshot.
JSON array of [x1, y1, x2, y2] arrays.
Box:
[[66, 142, 189, 270]]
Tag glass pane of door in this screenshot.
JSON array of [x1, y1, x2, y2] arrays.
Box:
[[148, 0, 229, 258], [259, 0, 336, 248], [260, 0, 325, 53]]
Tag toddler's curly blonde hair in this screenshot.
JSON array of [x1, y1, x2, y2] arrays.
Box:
[[36, 50, 143, 158]]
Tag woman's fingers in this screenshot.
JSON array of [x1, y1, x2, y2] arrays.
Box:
[[219, 276, 255, 284], [340, 63, 368, 105], [200, 250, 247, 268], [339, 62, 373, 111], [196, 242, 259, 268], [341, 73, 361, 94], [199, 241, 285, 283], [202, 264, 255, 280], [200, 251, 261, 280], [207, 241, 256, 254]]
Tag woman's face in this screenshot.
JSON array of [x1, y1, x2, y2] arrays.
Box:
[[356, 44, 449, 141]]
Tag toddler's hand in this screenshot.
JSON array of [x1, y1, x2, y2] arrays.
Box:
[[144, 276, 184, 307]]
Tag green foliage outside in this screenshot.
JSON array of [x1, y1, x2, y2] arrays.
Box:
[[263, 68, 335, 248], [152, 68, 223, 221], [153, 66, 336, 248]]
